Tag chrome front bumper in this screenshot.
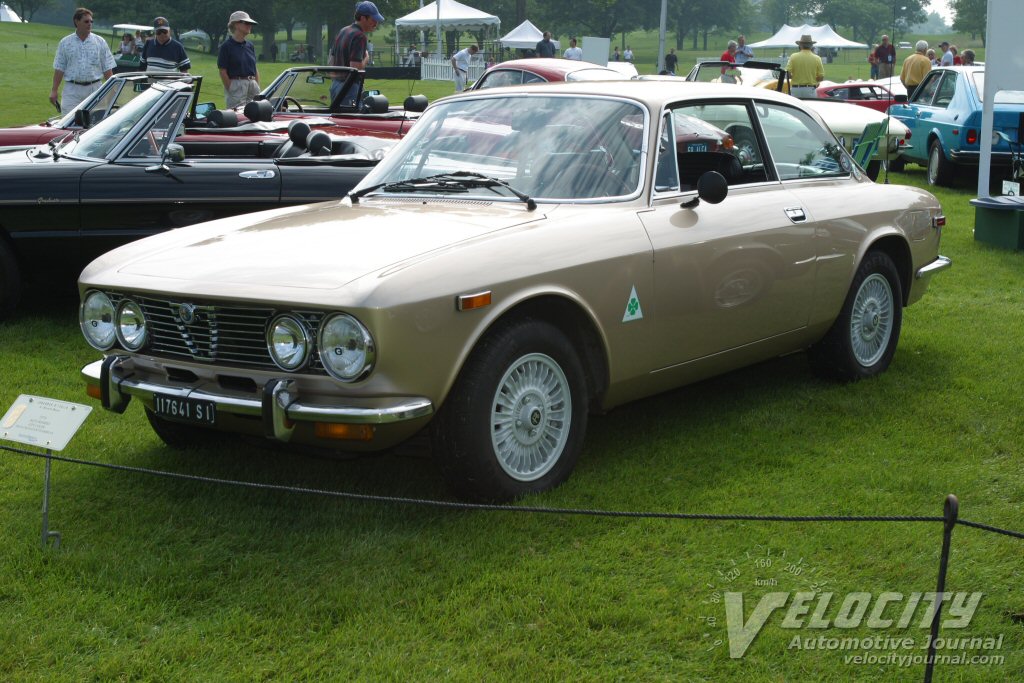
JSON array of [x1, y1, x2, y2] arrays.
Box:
[[82, 356, 434, 442]]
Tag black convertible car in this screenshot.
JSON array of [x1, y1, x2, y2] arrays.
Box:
[[0, 79, 390, 318]]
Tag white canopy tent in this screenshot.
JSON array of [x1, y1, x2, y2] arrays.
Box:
[[499, 20, 559, 51], [749, 24, 868, 49], [395, 0, 501, 55], [1, 3, 24, 21]]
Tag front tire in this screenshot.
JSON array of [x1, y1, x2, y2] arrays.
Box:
[[432, 318, 588, 502], [927, 140, 955, 186], [809, 251, 903, 381]]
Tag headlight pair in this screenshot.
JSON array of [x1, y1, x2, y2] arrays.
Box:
[[80, 290, 147, 351], [252, 313, 377, 381]]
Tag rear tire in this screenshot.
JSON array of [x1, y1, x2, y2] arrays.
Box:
[[809, 251, 903, 381], [887, 157, 906, 172], [865, 160, 881, 181], [927, 140, 955, 186], [432, 318, 588, 502], [0, 240, 21, 320]]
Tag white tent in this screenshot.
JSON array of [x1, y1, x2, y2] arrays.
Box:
[[499, 20, 559, 51], [395, 0, 500, 53], [749, 24, 867, 49], [0, 3, 23, 22]]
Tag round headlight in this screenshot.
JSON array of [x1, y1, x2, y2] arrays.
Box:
[[267, 314, 310, 371], [80, 290, 116, 350], [318, 313, 375, 382], [115, 298, 147, 350]]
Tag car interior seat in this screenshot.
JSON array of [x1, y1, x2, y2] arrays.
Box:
[[275, 120, 312, 158], [305, 130, 332, 156], [243, 99, 274, 123]]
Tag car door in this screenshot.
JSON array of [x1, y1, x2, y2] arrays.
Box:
[[638, 101, 819, 369], [79, 93, 284, 260], [891, 70, 947, 162]]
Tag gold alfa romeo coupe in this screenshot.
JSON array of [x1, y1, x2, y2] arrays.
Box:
[[80, 81, 951, 501]]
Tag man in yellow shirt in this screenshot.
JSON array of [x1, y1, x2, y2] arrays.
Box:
[[787, 34, 824, 99], [900, 40, 932, 94]]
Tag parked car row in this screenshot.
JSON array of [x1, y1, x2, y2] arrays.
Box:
[[75, 80, 950, 501]]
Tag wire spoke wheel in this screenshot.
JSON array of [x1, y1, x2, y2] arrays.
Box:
[[849, 273, 894, 367], [491, 353, 571, 481]]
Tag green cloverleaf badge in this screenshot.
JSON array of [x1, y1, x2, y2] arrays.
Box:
[[622, 285, 643, 323]]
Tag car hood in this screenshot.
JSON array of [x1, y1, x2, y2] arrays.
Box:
[[101, 199, 546, 293]]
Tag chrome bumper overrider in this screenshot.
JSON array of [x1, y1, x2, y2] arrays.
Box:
[[916, 255, 952, 279], [82, 356, 434, 442]]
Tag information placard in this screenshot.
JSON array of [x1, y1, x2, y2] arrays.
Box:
[[1, 395, 92, 451]]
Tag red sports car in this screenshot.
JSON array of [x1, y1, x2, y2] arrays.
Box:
[[815, 81, 903, 113], [470, 58, 627, 90]]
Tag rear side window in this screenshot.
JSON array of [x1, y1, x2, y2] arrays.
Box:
[[754, 103, 849, 180], [912, 72, 942, 105]]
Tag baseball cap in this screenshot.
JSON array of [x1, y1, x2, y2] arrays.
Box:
[[356, 1, 385, 23], [153, 17, 170, 33], [228, 10, 258, 28]]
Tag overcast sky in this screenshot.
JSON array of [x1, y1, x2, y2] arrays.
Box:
[[927, 0, 953, 22]]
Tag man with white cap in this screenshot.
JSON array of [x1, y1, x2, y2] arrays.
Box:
[[141, 16, 190, 73], [218, 10, 260, 109], [786, 34, 824, 99], [328, 1, 384, 107]]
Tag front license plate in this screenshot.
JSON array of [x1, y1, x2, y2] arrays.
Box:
[[687, 143, 708, 153], [153, 393, 216, 425]]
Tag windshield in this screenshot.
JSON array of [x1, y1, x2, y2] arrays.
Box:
[[60, 85, 169, 159], [971, 72, 1024, 104], [355, 95, 647, 201], [565, 68, 627, 82]]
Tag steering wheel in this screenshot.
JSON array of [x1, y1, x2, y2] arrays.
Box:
[[284, 96, 304, 112]]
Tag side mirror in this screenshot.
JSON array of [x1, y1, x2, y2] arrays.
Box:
[[194, 102, 215, 119], [893, 94, 908, 103], [363, 89, 381, 98], [165, 143, 185, 163], [697, 171, 728, 204], [74, 109, 91, 128]]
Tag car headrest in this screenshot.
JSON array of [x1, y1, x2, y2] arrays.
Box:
[[288, 120, 312, 146], [207, 109, 238, 128], [306, 130, 331, 156], [362, 94, 389, 114], [243, 99, 274, 122], [403, 94, 428, 112]]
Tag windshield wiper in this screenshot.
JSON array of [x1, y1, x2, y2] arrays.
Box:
[[350, 171, 536, 211]]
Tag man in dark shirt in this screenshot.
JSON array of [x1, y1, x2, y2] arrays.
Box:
[[328, 1, 384, 107], [142, 16, 190, 73], [664, 48, 678, 75], [218, 10, 260, 108], [874, 35, 896, 79], [536, 31, 556, 59]]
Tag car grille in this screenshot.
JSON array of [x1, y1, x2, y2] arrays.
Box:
[[108, 292, 326, 373]]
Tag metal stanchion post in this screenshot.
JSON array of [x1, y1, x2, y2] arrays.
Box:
[[923, 494, 958, 683], [41, 448, 61, 549]]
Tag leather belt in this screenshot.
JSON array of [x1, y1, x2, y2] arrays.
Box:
[[231, 76, 257, 80], [68, 79, 101, 85], [793, 84, 817, 87]]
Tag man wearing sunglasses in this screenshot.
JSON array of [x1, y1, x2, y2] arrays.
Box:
[[50, 7, 115, 114], [141, 16, 191, 73]]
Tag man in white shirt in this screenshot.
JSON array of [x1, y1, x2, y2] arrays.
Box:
[[50, 8, 115, 114], [451, 44, 478, 92], [563, 37, 583, 60]]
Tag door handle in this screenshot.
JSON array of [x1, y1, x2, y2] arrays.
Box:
[[785, 207, 806, 223], [239, 170, 276, 179]]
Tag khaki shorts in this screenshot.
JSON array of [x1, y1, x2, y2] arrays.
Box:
[[225, 79, 260, 109]]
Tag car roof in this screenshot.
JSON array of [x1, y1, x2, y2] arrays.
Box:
[[482, 58, 618, 79], [452, 79, 803, 109]]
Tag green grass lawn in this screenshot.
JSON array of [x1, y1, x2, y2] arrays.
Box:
[[1, 20, 1021, 682]]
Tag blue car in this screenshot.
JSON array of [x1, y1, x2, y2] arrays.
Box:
[[888, 66, 1024, 186]]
